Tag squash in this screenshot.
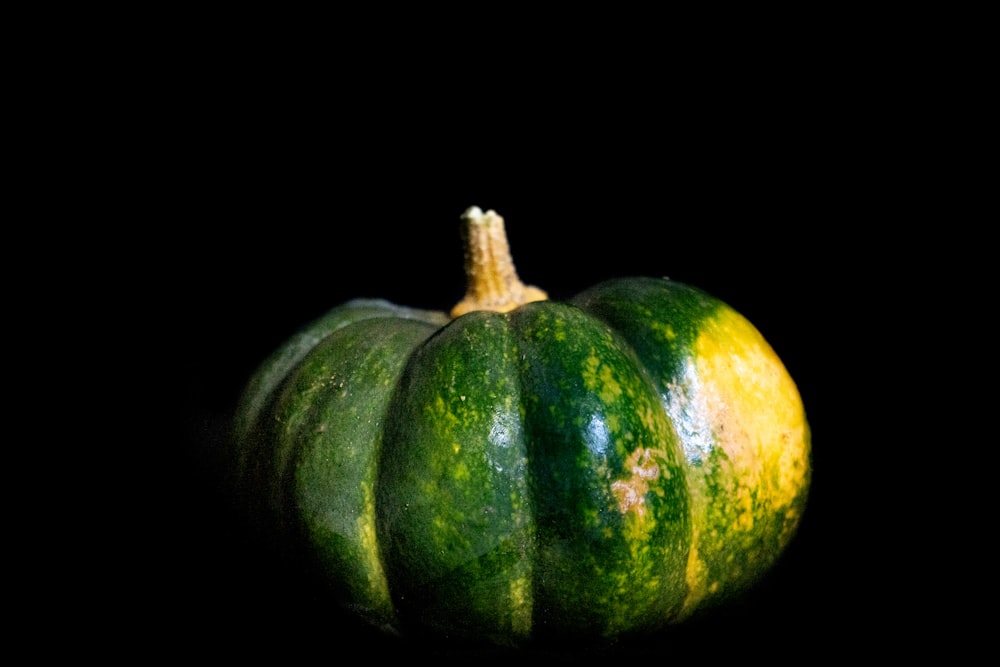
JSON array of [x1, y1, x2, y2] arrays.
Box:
[[230, 206, 810, 648]]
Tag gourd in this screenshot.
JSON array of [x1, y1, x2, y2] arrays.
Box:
[[230, 206, 810, 648]]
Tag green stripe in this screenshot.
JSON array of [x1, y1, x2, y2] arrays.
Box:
[[269, 316, 440, 629], [379, 311, 533, 644], [510, 302, 690, 639]]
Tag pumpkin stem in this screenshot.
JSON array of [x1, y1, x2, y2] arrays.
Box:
[[451, 206, 548, 318]]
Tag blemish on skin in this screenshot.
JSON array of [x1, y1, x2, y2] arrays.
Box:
[[611, 448, 665, 517], [611, 481, 643, 515]]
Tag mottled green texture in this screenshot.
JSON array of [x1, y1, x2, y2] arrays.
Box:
[[379, 312, 533, 644], [572, 278, 810, 615], [231, 300, 447, 628], [282, 318, 441, 627], [233, 299, 449, 447], [232, 278, 810, 647], [509, 303, 690, 640], [373, 305, 691, 644], [571, 278, 724, 465], [572, 280, 717, 382]]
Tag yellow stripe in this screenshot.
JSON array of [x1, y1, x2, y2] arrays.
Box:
[[680, 306, 810, 615], [694, 308, 809, 514]]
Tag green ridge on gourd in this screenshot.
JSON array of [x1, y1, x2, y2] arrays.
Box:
[[230, 206, 811, 649]]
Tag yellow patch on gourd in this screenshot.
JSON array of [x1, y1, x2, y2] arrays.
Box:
[[677, 307, 809, 615], [681, 536, 708, 614], [356, 481, 392, 605], [733, 485, 755, 531], [681, 527, 727, 617], [694, 308, 809, 514], [583, 353, 624, 404], [650, 321, 677, 341], [509, 576, 531, 636], [606, 413, 621, 435]]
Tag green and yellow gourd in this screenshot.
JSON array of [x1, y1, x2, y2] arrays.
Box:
[[231, 206, 810, 647]]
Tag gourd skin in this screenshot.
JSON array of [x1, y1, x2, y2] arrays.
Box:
[[571, 278, 811, 618], [232, 279, 810, 647]]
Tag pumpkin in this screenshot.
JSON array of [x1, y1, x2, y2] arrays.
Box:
[[230, 206, 811, 648]]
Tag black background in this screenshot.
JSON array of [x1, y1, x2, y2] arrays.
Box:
[[24, 13, 984, 661]]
